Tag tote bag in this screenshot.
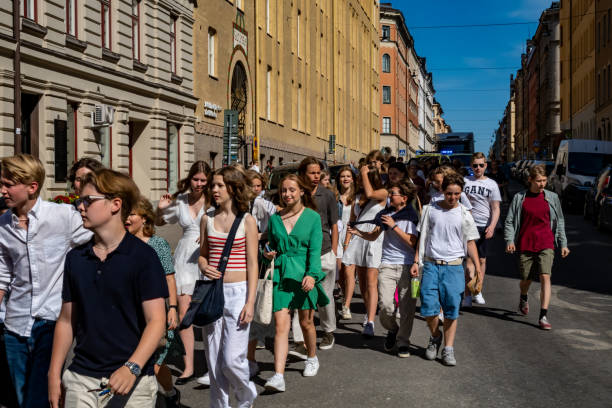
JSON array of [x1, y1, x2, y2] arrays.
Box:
[[254, 259, 274, 325]]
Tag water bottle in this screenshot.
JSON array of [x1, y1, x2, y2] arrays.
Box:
[[411, 277, 420, 299]]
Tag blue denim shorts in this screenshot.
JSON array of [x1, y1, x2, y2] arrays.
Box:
[[420, 262, 464, 320]]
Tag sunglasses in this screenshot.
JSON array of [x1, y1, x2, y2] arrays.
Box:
[[472, 163, 486, 168], [75, 195, 108, 209]]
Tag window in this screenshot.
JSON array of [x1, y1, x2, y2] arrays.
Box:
[[208, 29, 216, 76], [382, 25, 390, 40], [598, 22, 601, 51], [98, 127, 111, 167], [382, 53, 390, 73], [170, 17, 177, 74], [237, 0, 243, 10], [297, 84, 302, 130], [382, 117, 391, 133], [608, 64, 611, 101], [101, 0, 111, 49], [266, 66, 271, 119], [609, 9, 611, 44], [66, 0, 77, 36], [383, 86, 391, 104], [21, 0, 36, 20], [167, 123, 180, 193], [131, 0, 140, 60]]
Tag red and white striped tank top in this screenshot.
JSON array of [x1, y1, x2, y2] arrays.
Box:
[[207, 215, 247, 272]]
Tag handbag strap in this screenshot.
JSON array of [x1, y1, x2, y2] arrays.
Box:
[[262, 259, 274, 281], [216, 212, 246, 277]]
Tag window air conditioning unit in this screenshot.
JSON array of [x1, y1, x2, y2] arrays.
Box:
[[91, 104, 115, 127]]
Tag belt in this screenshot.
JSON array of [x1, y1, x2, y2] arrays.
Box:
[[424, 257, 463, 266]]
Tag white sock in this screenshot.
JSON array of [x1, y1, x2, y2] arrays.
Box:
[[306, 356, 318, 362]]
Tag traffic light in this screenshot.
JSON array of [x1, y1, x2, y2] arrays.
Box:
[[223, 110, 240, 165]]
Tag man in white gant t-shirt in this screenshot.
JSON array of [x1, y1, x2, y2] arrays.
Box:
[[462, 152, 501, 306]]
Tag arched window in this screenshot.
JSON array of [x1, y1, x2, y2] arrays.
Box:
[[382, 53, 390, 73]]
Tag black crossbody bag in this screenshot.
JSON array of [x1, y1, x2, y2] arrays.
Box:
[[179, 213, 245, 329]]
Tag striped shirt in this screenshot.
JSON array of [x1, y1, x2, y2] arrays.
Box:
[[206, 215, 247, 272]]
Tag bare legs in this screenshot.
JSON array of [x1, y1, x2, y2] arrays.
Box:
[[273, 309, 317, 374], [357, 266, 379, 323], [341, 264, 356, 311], [178, 294, 194, 378], [520, 274, 551, 310], [425, 315, 457, 348]]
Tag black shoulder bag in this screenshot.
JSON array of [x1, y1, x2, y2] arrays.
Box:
[[179, 213, 245, 329]]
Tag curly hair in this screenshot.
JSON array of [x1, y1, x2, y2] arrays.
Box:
[[132, 196, 156, 237], [212, 167, 254, 213], [279, 174, 317, 211]]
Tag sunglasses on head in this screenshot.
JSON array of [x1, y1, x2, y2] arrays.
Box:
[[472, 163, 485, 168]]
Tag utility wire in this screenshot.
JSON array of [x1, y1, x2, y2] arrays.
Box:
[[409, 22, 536, 29]]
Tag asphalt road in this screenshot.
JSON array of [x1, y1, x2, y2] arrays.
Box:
[[159, 182, 612, 408]]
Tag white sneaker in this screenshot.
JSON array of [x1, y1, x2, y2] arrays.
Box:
[[196, 372, 210, 386], [264, 373, 285, 392], [303, 357, 320, 377], [438, 311, 444, 323], [362, 315, 368, 327], [462, 295, 472, 308], [248, 360, 259, 378], [340, 305, 352, 320], [473, 292, 486, 305]]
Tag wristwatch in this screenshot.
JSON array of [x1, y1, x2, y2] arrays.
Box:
[[168, 305, 178, 310], [123, 361, 141, 377]]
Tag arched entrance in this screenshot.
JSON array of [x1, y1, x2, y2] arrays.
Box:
[[231, 62, 248, 140]]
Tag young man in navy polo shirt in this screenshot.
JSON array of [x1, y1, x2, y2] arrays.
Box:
[[48, 169, 168, 407]]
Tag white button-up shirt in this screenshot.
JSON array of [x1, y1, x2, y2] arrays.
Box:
[[0, 198, 92, 337]]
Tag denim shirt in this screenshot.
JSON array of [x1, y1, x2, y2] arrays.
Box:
[[504, 189, 568, 249]]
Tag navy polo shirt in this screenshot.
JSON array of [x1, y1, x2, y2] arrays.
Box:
[[62, 232, 169, 378]]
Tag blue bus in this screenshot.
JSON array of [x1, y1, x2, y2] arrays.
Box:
[[436, 132, 475, 155]]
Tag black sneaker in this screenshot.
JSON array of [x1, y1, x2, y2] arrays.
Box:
[[397, 345, 411, 358], [384, 330, 397, 352], [164, 388, 181, 408]]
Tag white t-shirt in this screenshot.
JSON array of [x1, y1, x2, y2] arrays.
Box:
[[419, 203, 465, 261], [463, 176, 501, 227], [429, 186, 473, 210], [381, 215, 417, 265]]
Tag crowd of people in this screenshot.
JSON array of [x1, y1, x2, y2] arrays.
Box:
[[0, 150, 569, 407]]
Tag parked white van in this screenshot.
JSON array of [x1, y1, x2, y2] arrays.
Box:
[[549, 139, 612, 208]]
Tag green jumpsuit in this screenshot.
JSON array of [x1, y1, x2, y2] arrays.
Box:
[[268, 208, 330, 312]]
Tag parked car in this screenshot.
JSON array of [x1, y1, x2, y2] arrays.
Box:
[[549, 139, 612, 209], [595, 180, 612, 231], [584, 164, 612, 225]]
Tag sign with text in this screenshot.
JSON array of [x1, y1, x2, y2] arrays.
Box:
[[233, 24, 248, 55]]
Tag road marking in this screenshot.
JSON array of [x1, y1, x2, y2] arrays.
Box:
[[556, 329, 612, 351], [549, 287, 609, 314]]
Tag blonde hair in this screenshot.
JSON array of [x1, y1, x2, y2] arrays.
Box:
[[471, 152, 486, 163], [81, 169, 140, 222], [528, 164, 547, 179], [1, 154, 45, 197]]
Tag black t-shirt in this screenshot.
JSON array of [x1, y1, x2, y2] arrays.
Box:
[[313, 186, 339, 255], [488, 169, 507, 186], [63, 232, 169, 378]]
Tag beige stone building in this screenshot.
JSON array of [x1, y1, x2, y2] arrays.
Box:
[[432, 99, 451, 135], [192, 0, 255, 169], [253, 0, 380, 165], [0, 0, 197, 199]]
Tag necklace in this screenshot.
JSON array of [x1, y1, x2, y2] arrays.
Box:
[[93, 239, 122, 252], [281, 205, 303, 220]]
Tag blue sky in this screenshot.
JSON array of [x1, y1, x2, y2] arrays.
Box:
[[396, 0, 553, 153]]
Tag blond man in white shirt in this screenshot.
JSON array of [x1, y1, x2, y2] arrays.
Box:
[[0, 154, 91, 407]]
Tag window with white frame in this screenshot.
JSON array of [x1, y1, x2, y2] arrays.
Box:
[[382, 117, 391, 133], [101, 0, 111, 49], [208, 29, 216, 76], [170, 16, 177, 74], [131, 0, 140, 60], [66, 0, 77, 36], [382, 54, 390, 73], [383, 86, 391, 104], [21, 0, 36, 20], [167, 123, 180, 193], [297, 9, 301, 57], [266, 0, 270, 33], [237, 0, 243, 10]]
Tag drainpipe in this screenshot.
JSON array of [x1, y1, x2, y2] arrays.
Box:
[[13, 0, 21, 153]]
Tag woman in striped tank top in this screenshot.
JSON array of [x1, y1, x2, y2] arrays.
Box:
[[198, 167, 258, 408]]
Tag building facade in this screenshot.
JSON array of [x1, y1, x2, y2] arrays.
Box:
[[595, 0, 612, 141], [192, 0, 255, 169], [0, 0, 197, 199], [560, 0, 595, 140], [379, 5, 411, 159], [417, 57, 435, 152], [432, 99, 451, 135], [252, 0, 380, 166]]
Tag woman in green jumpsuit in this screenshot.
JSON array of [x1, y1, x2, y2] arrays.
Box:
[[263, 174, 329, 392]]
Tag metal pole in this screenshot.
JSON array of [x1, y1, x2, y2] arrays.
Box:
[[13, 0, 21, 153]]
